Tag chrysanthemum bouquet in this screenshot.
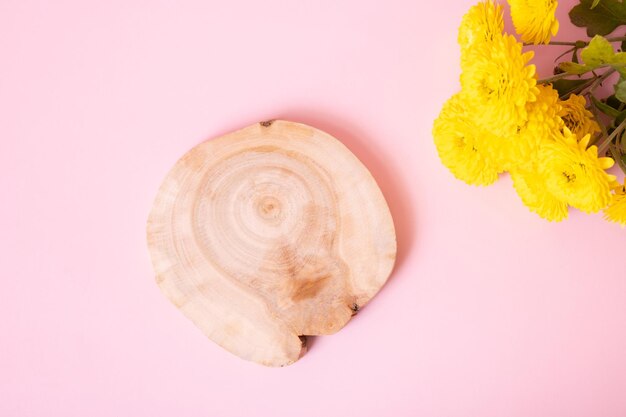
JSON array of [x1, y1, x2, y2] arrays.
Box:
[[433, 0, 626, 226]]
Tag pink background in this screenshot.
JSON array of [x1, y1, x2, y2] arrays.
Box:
[[2, 0, 626, 416]]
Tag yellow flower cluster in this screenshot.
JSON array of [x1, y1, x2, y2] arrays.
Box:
[[558, 94, 601, 139], [433, 0, 623, 223], [508, 0, 559, 45], [605, 180, 626, 226]]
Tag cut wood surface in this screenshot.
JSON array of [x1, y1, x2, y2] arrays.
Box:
[[147, 120, 396, 366]]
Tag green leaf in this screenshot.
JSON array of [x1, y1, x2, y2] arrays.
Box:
[[551, 78, 593, 97], [611, 52, 626, 76], [558, 61, 595, 74], [614, 51, 626, 59], [581, 35, 615, 66], [571, 36, 626, 76], [560, 37, 617, 74], [569, 0, 626, 37], [592, 95, 622, 116], [606, 94, 623, 109], [613, 52, 626, 63], [615, 79, 626, 102]]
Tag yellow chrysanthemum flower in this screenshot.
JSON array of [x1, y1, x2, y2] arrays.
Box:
[[523, 84, 564, 143], [460, 33, 539, 137], [508, 86, 570, 221], [508, 0, 559, 45], [558, 94, 601, 139], [487, 84, 562, 172], [604, 180, 626, 227], [458, 0, 504, 55], [511, 165, 569, 221], [539, 128, 615, 213], [433, 94, 500, 185]]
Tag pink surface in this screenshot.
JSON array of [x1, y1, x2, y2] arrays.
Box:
[[1, 0, 626, 416]]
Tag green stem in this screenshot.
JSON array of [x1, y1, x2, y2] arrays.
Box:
[[608, 143, 626, 174], [538, 72, 574, 83], [589, 68, 616, 95], [586, 69, 617, 145], [606, 36, 626, 43], [528, 36, 626, 47], [571, 72, 609, 97], [544, 41, 579, 46], [539, 65, 619, 84], [589, 105, 607, 147], [572, 79, 597, 97], [597, 117, 626, 155], [525, 41, 581, 46]]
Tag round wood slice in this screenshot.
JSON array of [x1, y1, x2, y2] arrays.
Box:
[[147, 120, 396, 366]]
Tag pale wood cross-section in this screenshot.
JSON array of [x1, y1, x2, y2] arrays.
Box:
[[147, 120, 396, 366]]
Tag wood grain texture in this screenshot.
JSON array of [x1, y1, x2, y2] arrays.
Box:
[[147, 120, 396, 366]]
